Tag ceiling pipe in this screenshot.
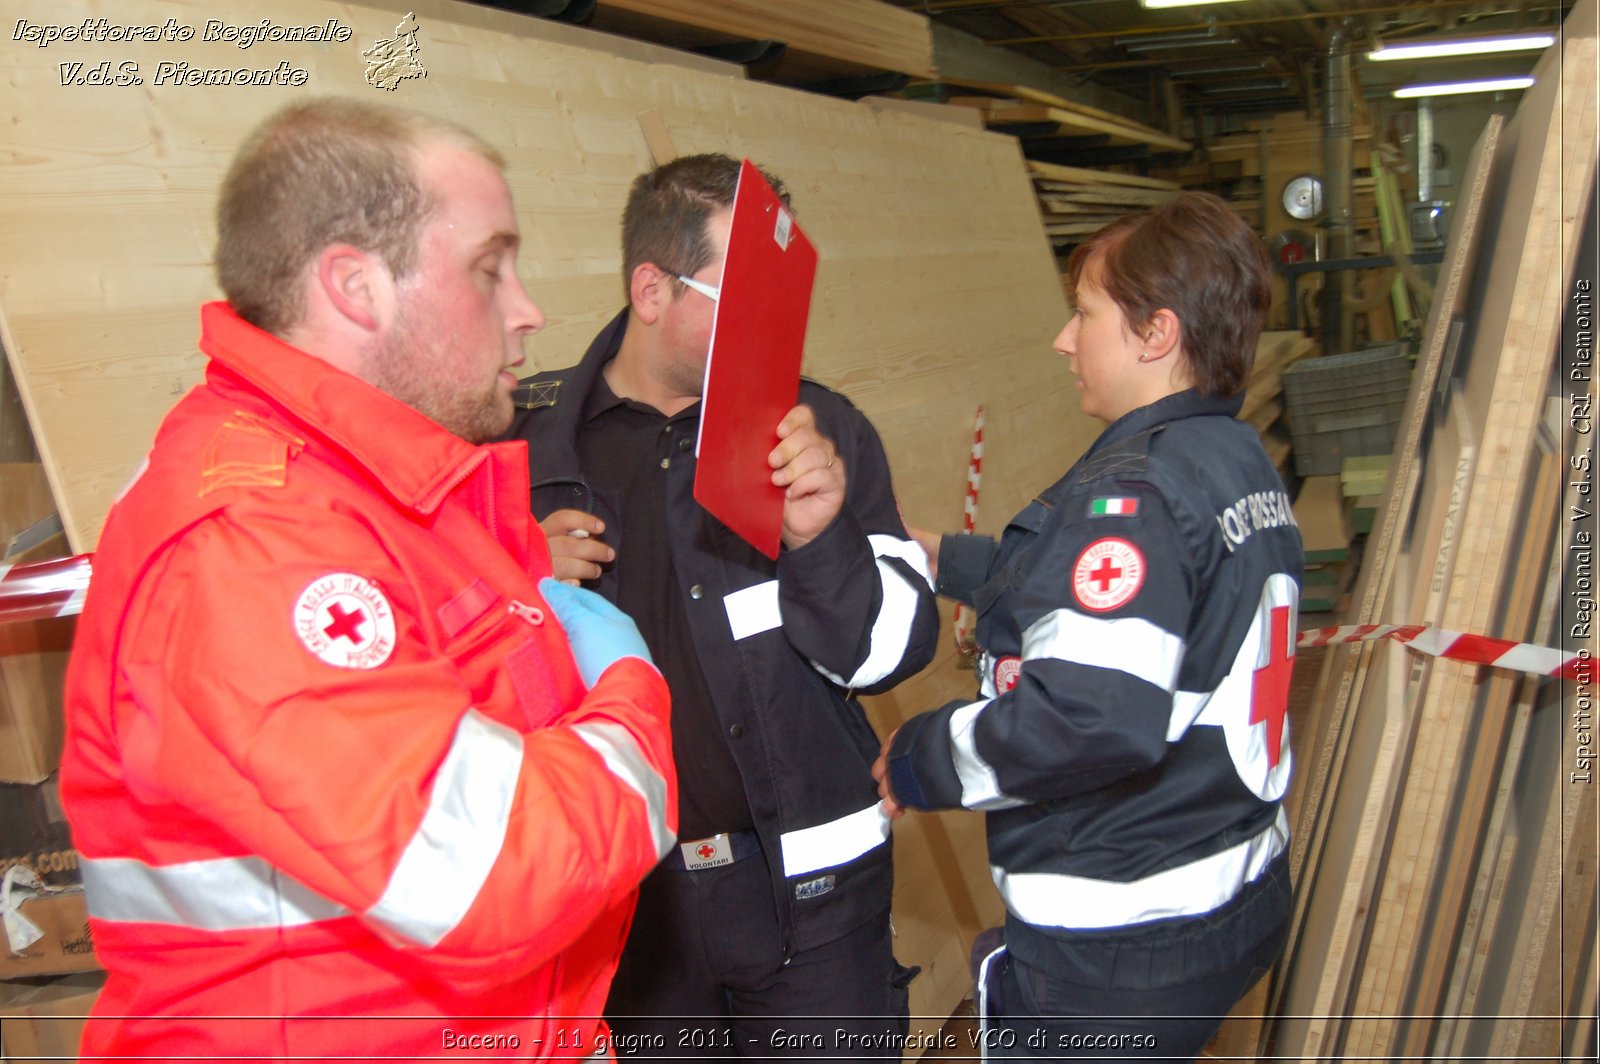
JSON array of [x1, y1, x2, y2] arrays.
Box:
[[1322, 20, 1357, 354]]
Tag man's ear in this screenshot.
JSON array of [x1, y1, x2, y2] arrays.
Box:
[[1140, 308, 1183, 362], [628, 262, 672, 326], [315, 244, 387, 332]]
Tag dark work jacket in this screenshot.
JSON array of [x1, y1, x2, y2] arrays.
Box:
[[506, 310, 939, 956], [889, 389, 1303, 975]]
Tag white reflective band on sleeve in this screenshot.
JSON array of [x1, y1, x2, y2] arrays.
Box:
[[809, 535, 934, 688], [949, 698, 1026, 811], [993, 808, 1288, 929], [840, 535, 935, 687], [80, 854, 348, 930], [369, 709, 523, 948], [573, 721, 676, 861], [1022, 609, 1184, 694], [779, 802, 890, 877], [724, 580, 782, 641]]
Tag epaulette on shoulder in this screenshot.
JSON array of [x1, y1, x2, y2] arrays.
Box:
[[512, 378, 562, 411], [1079, 425, 1160, 484], [199, 411, 304, 498]]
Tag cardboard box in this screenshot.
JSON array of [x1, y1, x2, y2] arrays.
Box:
[[0, 776, 95, 980], [0, 971, 105, 1061], [0, 891, 97, 981]]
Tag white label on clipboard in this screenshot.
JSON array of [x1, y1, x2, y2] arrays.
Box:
[[773, 208, 793, 250]]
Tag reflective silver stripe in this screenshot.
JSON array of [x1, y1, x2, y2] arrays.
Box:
[[723, 580, 782, 641], [779, 802, 889, 877], [370, 709, 523, 947], [573, 721, 676, 861], [810, 535, 934, 688], [1022, 609, 1185, 694], [80, 854, 348, 930], [993, 808, 1289, 929], [975, 942, 1007, 1064], [949, 698, 1026, 811]]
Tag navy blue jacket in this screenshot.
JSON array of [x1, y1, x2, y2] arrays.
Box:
[[888, 389, 1302, 967], [507, 310, 939, 955]]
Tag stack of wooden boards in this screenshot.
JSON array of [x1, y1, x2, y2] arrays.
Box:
[[1025, 160, 1180, 244], [1218, 5, 1597, 1056], [1241, 331, 1318, 479], [922, 77, 1189, 153], [586, 0, 937, 82]]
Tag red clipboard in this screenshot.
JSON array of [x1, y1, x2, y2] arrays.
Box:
[[693, 160, 819, 560]]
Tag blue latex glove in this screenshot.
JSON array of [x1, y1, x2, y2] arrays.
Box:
[[538, 578, 655, 688]]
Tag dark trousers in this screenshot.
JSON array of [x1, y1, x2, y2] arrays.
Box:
[[604, 848, 911, 1058], [978, 855, 1291, 1062]]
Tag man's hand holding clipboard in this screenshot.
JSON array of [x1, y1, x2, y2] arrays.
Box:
[[692, 159, 822, 559]]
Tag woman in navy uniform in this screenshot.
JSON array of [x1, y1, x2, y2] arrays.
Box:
[[876, 192, 1303, 1060]]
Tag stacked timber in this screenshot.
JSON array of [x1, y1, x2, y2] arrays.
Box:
[[587, 0, 937, 81], [1025, 160, 1180, 255], [1239, 5, 1597, 1058], [926, 77, 1190, 154], [1241, 330, 1317, 480]]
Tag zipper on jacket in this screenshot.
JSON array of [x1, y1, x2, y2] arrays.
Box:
[[508, 600, 544, 625]]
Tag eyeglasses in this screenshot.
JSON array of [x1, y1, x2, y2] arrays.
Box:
[[676, 275, 721, 302]]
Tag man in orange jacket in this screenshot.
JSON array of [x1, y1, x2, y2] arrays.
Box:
[[59, 97, 677, 1060]]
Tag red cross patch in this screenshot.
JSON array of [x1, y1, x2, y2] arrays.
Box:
[[1250, 605, 1294, 768], [1071, 538, 1145, 612], [994, 656, 1022, 694], [293, 573, 397, 669]]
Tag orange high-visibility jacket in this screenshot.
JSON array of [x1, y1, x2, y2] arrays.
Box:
[[60, 303, 676, 1061]]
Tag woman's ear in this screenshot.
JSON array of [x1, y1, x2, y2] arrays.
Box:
[[1140, 308, 1182, 362]]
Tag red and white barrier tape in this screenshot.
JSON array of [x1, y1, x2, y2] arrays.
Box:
[[953, 405, 983, 652], [1297, 623, 1587, 679], [0, 553, 1588, 682], [0, 554, 92, 625]]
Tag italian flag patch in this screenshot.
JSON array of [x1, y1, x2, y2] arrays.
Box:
[[1090, 496, 1139, 517]]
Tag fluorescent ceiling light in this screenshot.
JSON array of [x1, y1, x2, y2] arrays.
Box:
[[1368, 33, 1555, 61], [1392, 76, 1535, 98], [1140, 0, 1249, 8]]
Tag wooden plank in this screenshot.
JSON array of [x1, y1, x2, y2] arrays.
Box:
[[1274, 383, 1477, 1059], [591, 0, 936, 78], [860, 95, 985, 130], [1390, 442, 1563, 1057], [1437, 441, 1571, 1055], [1293, 476, 1350, 563], [1267, 112, 1503, 1058], [982, 104, 1191, 153], [1025, 160, 1180, 192], [1349, 14, 1598, 1051], [916, 76, 1180, 145]]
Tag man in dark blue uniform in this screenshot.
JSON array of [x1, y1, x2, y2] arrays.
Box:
[[505, 154, 937, 1056]]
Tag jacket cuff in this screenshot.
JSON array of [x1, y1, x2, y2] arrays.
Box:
[[887, 712, 946, 811], [776, 506, 871, 595], [936, 534, 999, 605]]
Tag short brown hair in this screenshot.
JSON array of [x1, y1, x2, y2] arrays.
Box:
[[1066, 191, 1271, 396], [620, 153, 790, 296], [215, 97, 504, 334]]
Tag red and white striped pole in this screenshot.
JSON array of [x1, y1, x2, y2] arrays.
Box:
[[953, 405, 983, 655], [0, 554, 92, 625]]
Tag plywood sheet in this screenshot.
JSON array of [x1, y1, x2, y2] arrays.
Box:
[[0, 0, 1089, 1030]]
